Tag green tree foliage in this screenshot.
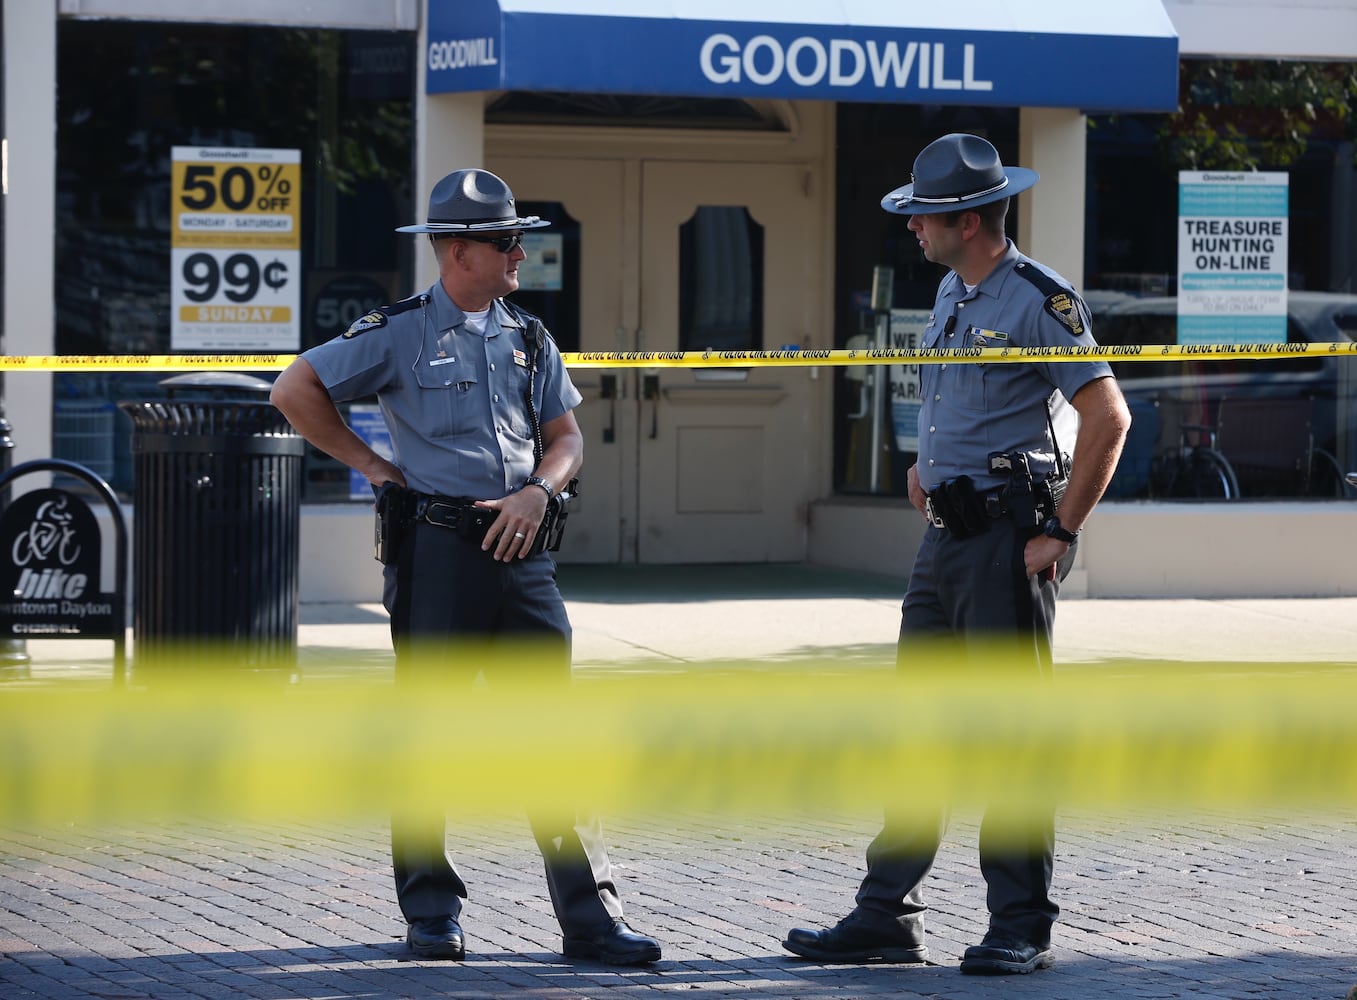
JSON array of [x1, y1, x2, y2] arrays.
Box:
[[1161, 59, 1357, 170]]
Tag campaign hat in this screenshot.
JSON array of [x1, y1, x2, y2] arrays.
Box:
[[396, 168, 550, 233], [881, 133, 1038, 216]]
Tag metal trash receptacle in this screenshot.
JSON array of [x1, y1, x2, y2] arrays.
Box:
[[118, 373, 303, 679]]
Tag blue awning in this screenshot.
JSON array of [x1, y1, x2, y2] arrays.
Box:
[[425, 0, 1180, 113]]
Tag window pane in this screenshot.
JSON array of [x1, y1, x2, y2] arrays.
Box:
[[53, 20, 416, 500], [678, 206, 764, 352], [1093, 292, 1357, 500], [506, 201, 580, 353]]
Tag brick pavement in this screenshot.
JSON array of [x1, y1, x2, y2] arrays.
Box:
[[1, 809, 1354, 999], [3, 566, 1357, 998]]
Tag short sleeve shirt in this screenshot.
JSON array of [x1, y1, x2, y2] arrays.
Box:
[[302, 279, 583, 499], [917, 241, 1113, 493]]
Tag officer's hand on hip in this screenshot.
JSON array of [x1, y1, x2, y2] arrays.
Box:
[[479, 489, 548, 562], [361, 456, 405, 491], [906, 464, 927, 516], [1024, 535, 1067, 581]]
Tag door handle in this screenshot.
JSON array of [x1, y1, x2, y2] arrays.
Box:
[[643, 373, 660, 439], [600, 374, 618, 443]]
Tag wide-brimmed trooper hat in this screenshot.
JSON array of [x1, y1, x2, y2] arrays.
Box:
[[395, 168, 550, 234], [881, 133, 1039, 216]]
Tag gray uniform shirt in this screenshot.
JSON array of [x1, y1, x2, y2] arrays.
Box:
[[917, 241, 1113, 494], [302, 279, 582, 499]]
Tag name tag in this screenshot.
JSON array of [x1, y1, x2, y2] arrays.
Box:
[[429, 356, 457, 367], [970, 328, 1008, 346]]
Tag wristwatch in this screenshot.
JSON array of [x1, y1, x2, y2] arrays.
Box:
[[524, 476, 554, 499], [1041, 515, 1079, 543]]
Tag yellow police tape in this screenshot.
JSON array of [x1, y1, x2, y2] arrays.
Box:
[[0, 354, 298, 372], [4, 342, 1357, 371], [2, 649, 1354, 824]]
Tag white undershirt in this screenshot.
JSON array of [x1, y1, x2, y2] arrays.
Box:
[[463, 308, 490, 335]]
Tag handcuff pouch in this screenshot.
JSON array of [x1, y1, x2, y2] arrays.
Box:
[[935, 475, 991, 539]]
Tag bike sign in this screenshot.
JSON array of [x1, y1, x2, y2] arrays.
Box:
[[0, 487, 117, 638]]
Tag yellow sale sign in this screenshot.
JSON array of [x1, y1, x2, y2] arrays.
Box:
[[171, 147, 302, 351]]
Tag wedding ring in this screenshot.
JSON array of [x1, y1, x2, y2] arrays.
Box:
[[514, 532, 526, 539]]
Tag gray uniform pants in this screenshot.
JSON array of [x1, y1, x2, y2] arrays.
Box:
[[852, 518, 1070, 947], [385, 521, 623, 934]]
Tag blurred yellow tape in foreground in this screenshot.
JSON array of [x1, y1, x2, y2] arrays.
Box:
[[5, 341, 1357, 371], [3, 662, 1355, 823]]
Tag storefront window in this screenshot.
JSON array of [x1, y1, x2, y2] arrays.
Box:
[[830, 69, 1357, 503], [52, 20, 416, 500], [832, 104, 1020, 496], [1086, 60, 1357, 502], [1091, 294, 1357, 500]]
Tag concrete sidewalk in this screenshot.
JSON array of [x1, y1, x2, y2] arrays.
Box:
[[15, 563, 1357, 683], [2, 564, 1356, 999]]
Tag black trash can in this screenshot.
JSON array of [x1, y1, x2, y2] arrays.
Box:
[[119, 373, 303, 680]]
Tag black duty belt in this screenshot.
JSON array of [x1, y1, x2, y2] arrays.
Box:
[[411, 493, 495, 540], [924, 479, 1059, 538], [373, 483, 576, 565]]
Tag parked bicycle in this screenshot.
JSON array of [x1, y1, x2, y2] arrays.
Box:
[[1150, 419, 1237, 499]]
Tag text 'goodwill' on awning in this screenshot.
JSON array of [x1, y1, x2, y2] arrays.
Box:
[[424, 0, 1180, 113]]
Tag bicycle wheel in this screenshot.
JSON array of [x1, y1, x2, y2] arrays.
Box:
[[1164, 447, 1235, 499], [1309, 448, 1354, 498], [1185, 447, 1237, 499]]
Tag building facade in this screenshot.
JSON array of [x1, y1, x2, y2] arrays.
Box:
[[5, 0, 1357, 600]]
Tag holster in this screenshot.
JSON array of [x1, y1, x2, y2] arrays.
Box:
[[996, 451, 1041, 528], [530, 478, 579, 556], [373, 481, 406, 565], [989, 451, 1069, 529]]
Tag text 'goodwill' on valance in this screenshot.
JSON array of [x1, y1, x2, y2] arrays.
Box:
[[424, 0, 1180, 113]]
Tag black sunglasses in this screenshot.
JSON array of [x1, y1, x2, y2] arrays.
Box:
[[463, 232, 524, 253]]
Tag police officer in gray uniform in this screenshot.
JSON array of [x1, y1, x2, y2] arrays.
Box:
[[784, 134, 1130, 975], [270, 168, 661, 966]]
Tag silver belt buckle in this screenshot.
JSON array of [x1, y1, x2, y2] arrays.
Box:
[[924, 495, 946, 529]]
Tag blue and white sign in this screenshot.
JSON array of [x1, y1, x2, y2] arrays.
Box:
[[426, 0, 1180, 112], [1177, 172, 1289, 345], [349, 404, 394, 500], [888, 309, 930, 454]]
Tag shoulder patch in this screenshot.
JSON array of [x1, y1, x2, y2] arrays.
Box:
[[341, 293, 428, 339], [1014, 261, 1085, 337], [342, 310, 387, 339], [1044, 292, 1085, 337]]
